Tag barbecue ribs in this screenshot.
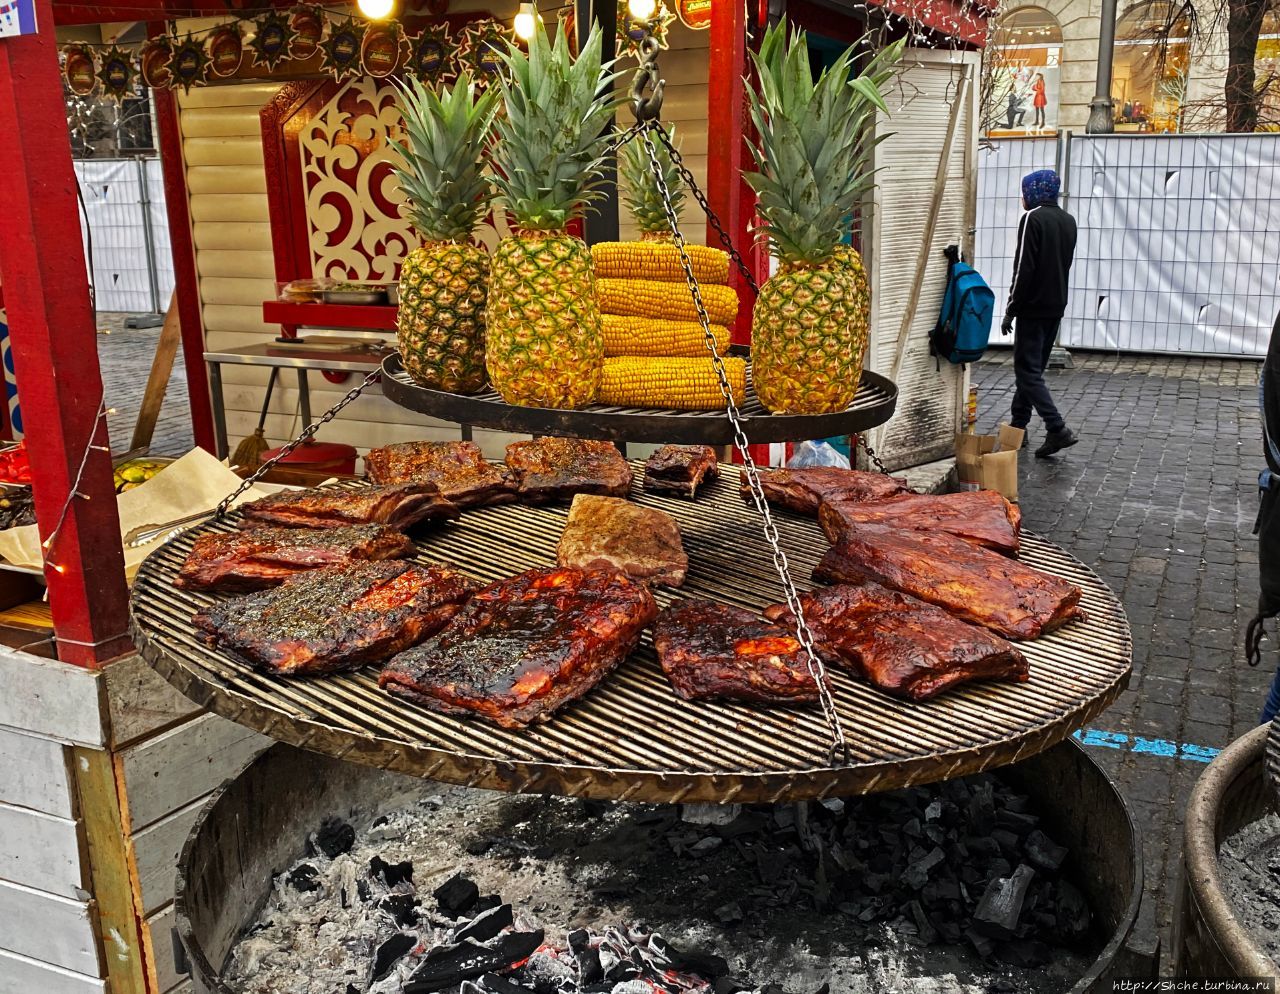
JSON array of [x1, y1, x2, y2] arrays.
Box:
[[745, 467, 911, 516], [819, 489, 1022, 555], [504, 438, 632, 503], [238, 483, 459, 530], [175, 524, 414, 591], [380, 567, 657, 727], [557, 495, 688, 588], [193, 560, 479, 676], [653, 599, 824, 705], [764, 584, 1029, 700], [643, 444, 720, 498], [364, 441, 517, 508], [814, 526, 1085, 640]]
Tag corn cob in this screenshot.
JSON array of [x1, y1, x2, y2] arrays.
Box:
[[597, 356, 746, 410], [597, 279, 739, 327], [602, 314, 731, 358], [592, 241, 731, 285]]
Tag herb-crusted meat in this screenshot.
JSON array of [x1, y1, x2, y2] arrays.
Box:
[[193, 561, 479, 676], [504, 437, 632, 503], [653, 599, 825, 705], [175, 524, 414, 592], [380, 567, 656, 728], [364, 441, 516, 508], [238, 483, 459, 530]]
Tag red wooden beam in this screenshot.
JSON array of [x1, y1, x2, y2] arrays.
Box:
[[0, 0, 132, 667], [151, 41, 218, 453]]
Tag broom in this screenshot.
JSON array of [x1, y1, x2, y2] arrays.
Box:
[[231, 368, 278, 470]]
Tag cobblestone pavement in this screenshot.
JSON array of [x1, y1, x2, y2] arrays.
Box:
[[97, 312, 194, 457], [973, 349, 1274, 964]]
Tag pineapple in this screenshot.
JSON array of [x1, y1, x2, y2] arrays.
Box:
[[394, 73, 500, 395], [484, 22, 621, 409], [621, 123, 685, 240], [744, 25, 903, 414]]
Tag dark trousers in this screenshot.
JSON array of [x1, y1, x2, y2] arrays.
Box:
[[1011, 316, 1065, 434]]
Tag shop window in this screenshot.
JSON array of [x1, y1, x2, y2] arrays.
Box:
[[986, 6, 1063, 138], [1112, 0, 1191, 132]]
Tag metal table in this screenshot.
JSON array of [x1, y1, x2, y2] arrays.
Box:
[[131, 470, 1132, 803]]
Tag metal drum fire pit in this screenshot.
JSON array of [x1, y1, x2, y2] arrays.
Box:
[[173, 739, 1144, 994], [131, 467, 1131, 803]]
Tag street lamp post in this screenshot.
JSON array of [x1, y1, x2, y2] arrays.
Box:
[[1087, 0, 1119, 133]]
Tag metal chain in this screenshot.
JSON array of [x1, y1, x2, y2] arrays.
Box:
[[638, 122, 850, 766], [604, 119, 646, 159], [215, 369, 382, 518], [856, 433, 892, 476]]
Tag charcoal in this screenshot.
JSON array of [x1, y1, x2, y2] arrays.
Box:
[[371, 932, 417, 982], [820, 798, 845, 817], [655, 936, 729, 978], [434, 873, 479, 916], [715, 901, 745, 925], [713, 978, 752, 994], [813, 984, 831, 994], [773, 808, 795, 830], [973, 864, 1036, 939], [756, 850, 788, 884], [902, 846, 946, 890], [719, 812, 768, 838], [357, 878, 372, 903], [996, 809, 1039, 834], [1024, 829, 1068, 873], [465, 838, 493, 856], [476, 894, 503, 914], [997, 939, 1052, 968], [346, 985, 359, 994], [286, 864, 321, 892], [1054, 879, 1092, 938], [968, 781, 995, 835], [964, 926, 995, 958], [908, 900, 939, 944], [924, 800, 943, 821], [376, 893, 420, 928], [309, 818, 356, 859], [965, 836, 1002, 861], [991, 829, 1021, 857], [682, 803, 742, 826], [404, 931, 545, 992], [689, 836, 724, 857], [467, 974, 532, 994], [568, 928, 602, 982], [453, 904, 514, 944], [370, 856, 414, 888]]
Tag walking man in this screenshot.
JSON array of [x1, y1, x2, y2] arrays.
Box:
[[1000, 168, 1078, 458]]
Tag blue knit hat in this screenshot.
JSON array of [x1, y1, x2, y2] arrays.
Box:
[[1022, 169, 1060, 207]]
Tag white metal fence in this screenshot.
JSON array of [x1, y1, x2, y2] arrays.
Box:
[[73, 157, 175, 315], [974, 132, 1280, 358]]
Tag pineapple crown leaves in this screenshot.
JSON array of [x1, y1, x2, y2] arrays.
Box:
[[490, 21, 625, 231], [745, 25, 905, 266], [619, 124, 685, 235], [394, 72, 501, 242]]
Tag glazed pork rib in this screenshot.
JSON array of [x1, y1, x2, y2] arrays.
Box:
[[380, 567, 656, 728], [819, 489, 1023, 555], [175, 524, 414, 591], [814, 526, 1085, 641], [504, 437, 633, 503], [364, 441, 517, 508], [764, 583, 1029, 701], [193, 560, 479, 676], [557, 495, 688, 588], [643, 444, 720, 498], [744, 467, 911, 516], [238, 483, 459, 530], [653, 599, 825, 705]]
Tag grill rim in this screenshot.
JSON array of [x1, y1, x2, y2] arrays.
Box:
[[130, 470, 1133, 803]]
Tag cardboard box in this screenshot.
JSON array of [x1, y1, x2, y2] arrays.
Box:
[[955, 424, 1024, 502]]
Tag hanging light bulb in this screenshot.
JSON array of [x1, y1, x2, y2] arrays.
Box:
[[628, 0, 657, 21], [514, 2, 539, 39], [359, 0, 394, 20]]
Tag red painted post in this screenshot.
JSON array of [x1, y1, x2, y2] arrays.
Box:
[[0, 0, 132, 667], [151, 50, 218, 453]]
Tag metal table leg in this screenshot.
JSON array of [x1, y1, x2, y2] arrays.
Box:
[[208, 361, 228, 459], [297, 368, 312, 431]]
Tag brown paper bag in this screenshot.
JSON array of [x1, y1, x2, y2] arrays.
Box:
[[955, 424, 1023, 502]]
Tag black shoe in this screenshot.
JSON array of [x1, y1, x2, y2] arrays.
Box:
[[1035, 428, 1078, 459]]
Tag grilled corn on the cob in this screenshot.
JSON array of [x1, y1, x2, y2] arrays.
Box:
[[596, 279, 739, 327], [591, 241, 731, 285], [598, 356, 746, 410], [602, 315, 731, 358]]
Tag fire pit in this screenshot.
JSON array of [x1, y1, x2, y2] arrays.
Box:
[[174, 741, 1143, 994]]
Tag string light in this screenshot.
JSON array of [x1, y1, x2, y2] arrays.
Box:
[[628, 0, 657, 21], [514, 2, 540, 41], [40, 397, 109, 580], [358, 0, 394, 20]]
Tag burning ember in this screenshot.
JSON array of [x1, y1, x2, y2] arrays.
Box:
[[226, 772, 1100, 994]]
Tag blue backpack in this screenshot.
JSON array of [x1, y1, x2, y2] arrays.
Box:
[[930, 248, 995, 366]]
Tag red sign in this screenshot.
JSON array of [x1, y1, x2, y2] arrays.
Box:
[[677, 0, 711, 30]]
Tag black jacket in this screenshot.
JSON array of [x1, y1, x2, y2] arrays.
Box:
[[1007, 203, 1077, 321]]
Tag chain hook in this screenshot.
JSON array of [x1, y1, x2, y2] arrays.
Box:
[[629, 33, 665, 122]]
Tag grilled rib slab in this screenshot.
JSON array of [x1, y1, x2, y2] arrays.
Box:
[[643, 444, 720, 498], [653, 599, 824, 705], [557, 495, 688, 588], [380, 567, 657, 728], [814, 526, 1085, 641], [175, 524, 414, 591], [764, 583, 1029, 701], [193, 561, 479, 676], [365, 441, 517, 508], [238, 483, 459, 530], [819, 489, 1023, 555], [504, 438, 632, 503], [744, 467, 911, 516]]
